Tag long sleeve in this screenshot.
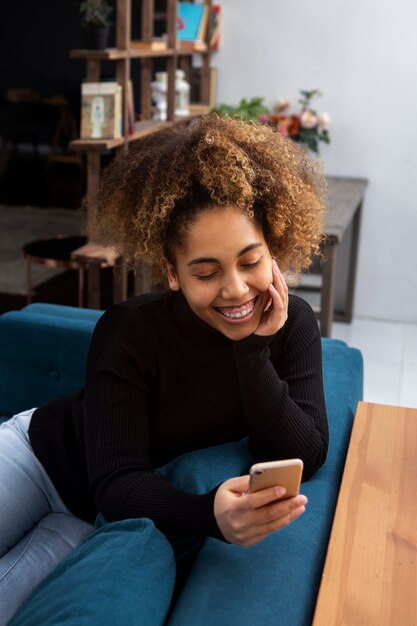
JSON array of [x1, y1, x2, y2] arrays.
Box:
[[29, 290, 328, 533], [83, 304, 222, 539], [232, 296, 328, 480]]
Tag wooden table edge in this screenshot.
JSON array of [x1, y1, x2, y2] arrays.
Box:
[[312, 401, 417, 625]]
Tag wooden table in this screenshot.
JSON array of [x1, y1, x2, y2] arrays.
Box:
[[296, 176, 368, 337], [71, 241, 128, 308], [313, 402, 417, 625], [22, 235, 87, 307]]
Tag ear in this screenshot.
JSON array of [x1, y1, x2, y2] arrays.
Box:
[[165, 261, 181, 291]]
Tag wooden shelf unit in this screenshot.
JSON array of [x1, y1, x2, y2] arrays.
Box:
[[69, 0, 214, 308], [70, 45, 208, 61]]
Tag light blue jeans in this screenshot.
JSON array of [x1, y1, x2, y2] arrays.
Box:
[[0, 409, 94, 625]]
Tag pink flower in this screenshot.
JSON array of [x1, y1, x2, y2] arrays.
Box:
[[258, 113, 272, 125], [276, 118, 291, 137], [299, 110, 318, 129]]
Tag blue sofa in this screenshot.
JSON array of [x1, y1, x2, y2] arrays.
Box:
[[0, 303, 364, 626]]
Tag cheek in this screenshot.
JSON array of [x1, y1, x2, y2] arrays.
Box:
[[186, 283, 219, 309], [256, 265, 273, 290]]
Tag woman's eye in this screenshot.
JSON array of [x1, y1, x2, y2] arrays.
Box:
[[195, 272, 218, 281], [241, 258, 262, 269]]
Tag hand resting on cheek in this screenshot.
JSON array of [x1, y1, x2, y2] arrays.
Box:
[[255, 260, 289, 337]]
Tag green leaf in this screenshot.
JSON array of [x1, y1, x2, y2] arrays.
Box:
[[212, 97, 269, 123]]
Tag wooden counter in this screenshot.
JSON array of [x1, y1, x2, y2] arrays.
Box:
[[313, 402, 417, 625]]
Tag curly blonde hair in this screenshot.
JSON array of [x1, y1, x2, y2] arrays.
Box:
[[93, 114, 326, 276]]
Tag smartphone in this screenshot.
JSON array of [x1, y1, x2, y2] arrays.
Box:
[[248, 458, 303, 500]]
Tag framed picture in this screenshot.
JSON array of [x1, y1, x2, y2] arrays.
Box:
[[176, 2, 208, 42], [80, 82, 122, 140]]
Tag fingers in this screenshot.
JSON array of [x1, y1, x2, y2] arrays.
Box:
[[244, 501, 307, 546], [237, 495, 307, 547], [270, 260, 288, 308], [222, 475, 250, 494], [255, 261, 287, 336], [256, 495, 307, 531], [243, 484, 287, 509], [214, 477, 307, 547], [220, 477, 288, 509]]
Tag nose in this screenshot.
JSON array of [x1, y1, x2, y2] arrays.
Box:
[[220, 271, 250, 301]]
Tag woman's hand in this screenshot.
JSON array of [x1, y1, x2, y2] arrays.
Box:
[[255, 260, 289, 337], [214, 475, 307, 546]]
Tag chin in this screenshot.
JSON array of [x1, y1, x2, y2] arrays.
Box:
[[213, 313, 263, 341]]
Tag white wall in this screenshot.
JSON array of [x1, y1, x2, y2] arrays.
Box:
[[214, 0, 417, 323]]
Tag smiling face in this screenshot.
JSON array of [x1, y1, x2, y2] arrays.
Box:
[[166, 206, 274, 341]]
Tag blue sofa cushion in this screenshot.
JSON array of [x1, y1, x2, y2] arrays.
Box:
[[165, 340, 364, 626], [0, 304, 364, 626], [0, 305, 103, 416], [8, 339, 362, 626], [8, 518, 176, 626]]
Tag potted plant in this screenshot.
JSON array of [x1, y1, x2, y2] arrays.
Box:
[[80, 0, 113, 50], [212, 97, 270, 123]]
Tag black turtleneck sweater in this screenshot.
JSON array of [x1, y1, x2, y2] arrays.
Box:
[[29, 290, 328, 540]]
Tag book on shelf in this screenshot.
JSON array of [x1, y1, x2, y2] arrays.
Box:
[[177, 39, 207, 52], [209, 4, 222, 50], [126, 79, 135, 135], [80, 82, 122, 140], [177, 2, 209, 42], [130, 38, 168, 51], [188, 103, 211, 116]]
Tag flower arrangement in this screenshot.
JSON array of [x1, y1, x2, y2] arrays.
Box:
[[212, 90, 331, 154], [258, 89, 331, 154]]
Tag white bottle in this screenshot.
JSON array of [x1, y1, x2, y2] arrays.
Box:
[[175, 69, 190, 117], [151, 72, 168, 121], [151, 70, 191, 120]]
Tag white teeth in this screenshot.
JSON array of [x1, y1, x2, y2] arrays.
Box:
[[224, 308, 250, 319], [219, 300, 255, 319]]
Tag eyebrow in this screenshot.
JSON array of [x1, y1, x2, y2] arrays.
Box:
[[187, 242, 263, 266]]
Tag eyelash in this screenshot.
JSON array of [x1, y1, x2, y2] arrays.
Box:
[[242, 258, 262, 269], [195, 258, 262, 281]]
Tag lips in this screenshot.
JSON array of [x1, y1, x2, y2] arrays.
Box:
[[214, 297, 257, 321]]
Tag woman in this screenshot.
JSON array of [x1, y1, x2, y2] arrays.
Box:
[[0, 115, 328, 623]]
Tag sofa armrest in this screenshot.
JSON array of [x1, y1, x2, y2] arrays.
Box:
[[0, 306, 103, 416]]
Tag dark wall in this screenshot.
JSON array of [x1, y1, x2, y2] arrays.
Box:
[[0, 0, 100, 106], [0, 0, 154, 105], [0, 0, 157, 207], [0, 2, 115, 206]]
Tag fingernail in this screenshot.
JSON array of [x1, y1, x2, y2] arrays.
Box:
[[275, 487, 286, 498], [297, 495, 307, 506]]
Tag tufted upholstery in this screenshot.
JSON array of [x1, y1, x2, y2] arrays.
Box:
[[0, 302, 364, 626], [0, 304, 103, 417]]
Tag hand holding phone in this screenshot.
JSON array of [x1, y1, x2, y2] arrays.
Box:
[[249, 458, 303, 500], [214, 461, 307, 546]]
